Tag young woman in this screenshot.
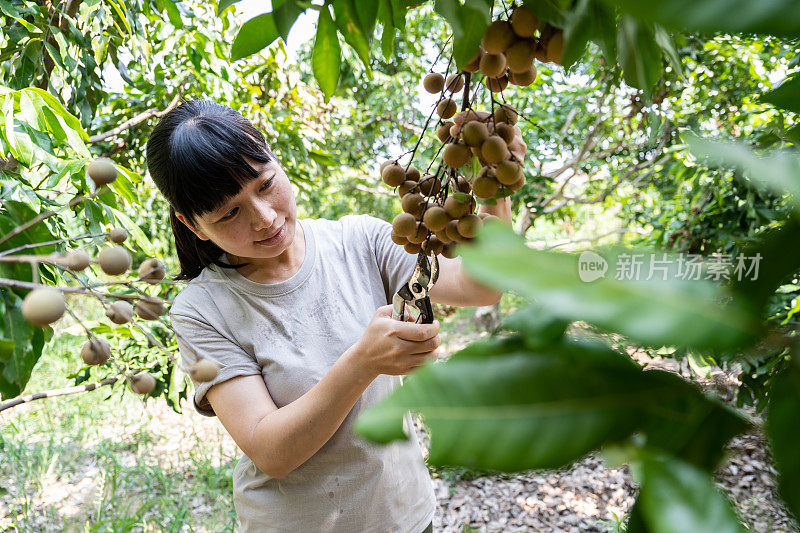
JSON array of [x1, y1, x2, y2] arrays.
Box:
[[146, 100, 516, 532]]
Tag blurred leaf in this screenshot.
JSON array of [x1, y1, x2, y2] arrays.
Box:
[[761, 75, 800, 114], [617, 15, 662, 94], [604, 0, 800, 38], [458, 223, 759, 350], [231, 13, 279, 61], [434, 0, 491, 70], [312, 5, 341, 100], [332, 0, 372, 71], [217, 0, 240, 15], [272, 0, 305, 42], [653, 24, 682, 77], [766, 356, 800, 520]]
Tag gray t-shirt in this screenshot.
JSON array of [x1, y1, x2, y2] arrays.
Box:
[[169, 214, 436, 533]]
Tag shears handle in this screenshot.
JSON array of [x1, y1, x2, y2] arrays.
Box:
[[391, 293, 434, 324]]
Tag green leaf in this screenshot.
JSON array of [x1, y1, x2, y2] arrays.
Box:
[[603, 0, 800, 38], [332, 0, 372, 71], [434, 0, 491, 70], [272, 0, 305, 42], [637, 452, 746, 533], [521, 0, 569, 27], [163, 0, 183, 28], [685, 132, 800, 213], [23, 88, 88, 141], [761, 75, 800, 114], [378, 0, 396, 59], [766, 359, 800, 520], [108, 206, 155, 256], [0, 289, 45, 399], [458, 222, 759, 351], [561, 0, 594, 69], [231, 13, 279, 61], [653, 24, 682, 78], [312, 5, 341, 101], [617, 15, 663, 94], [217, 0, 240, 15]]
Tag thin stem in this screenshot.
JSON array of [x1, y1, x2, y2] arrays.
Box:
[[0, 231, 108, 257]]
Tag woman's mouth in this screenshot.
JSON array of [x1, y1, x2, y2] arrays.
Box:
[[255, 223, 286, 246]]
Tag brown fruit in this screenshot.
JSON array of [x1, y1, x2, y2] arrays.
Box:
[[481, 135, 510, 164], [482, 20, 515, 54], [138, 258, 166, 284], [87, 158, 117, 187], [423, 206, 450, 232], [457, 214, 483, 239], [494, 104, 518, 125], [510, 6, 540, 37], [423, 72, 445, 93], [382, 163, 406, 187], [442, 242, 459, 259], [135, 298, 166, 320], [105, 300, 134, 324], [407, 223, 428, 244], [445, 220, 466, 243], [405, 165, 421, 182], [98, 245, 131, 276], [445, 73, 464, 93], [437, 98, 457, 119], [464, 49, 482, 73], [189, 359, 220, 383], [546, 32, 563, 64], [22, 288, 66, 326], [485, 75, 509, 93], [398, 180, 416, 197], [496, 160, 523, 185], [461, 121, 489, 147], [456, 175, 472, 193], [434, 228, 451, 244], [81, 338, 111, 366], [443, 143, 472, 168], [505, 39, 535, 73], [380, 160, 392, 173], [509, 66, 537, 86], [404, 242, 422, 254], [509, 174, 526, 191], [401, 193, 426, 217], [444, 195, 470, 219], [418, 175, 442, 196], [472, 175, 500, 198], [422, 236, 444, 256], [129, 373, 156, 395], [391, 232, 409, 246], [495, 122, 516, 144], [437, 121, 454, 143], [107, 227, 128, 244], [62, 249, 90, 271], [392, 212, 417, 237], [479, 53, 507, 78]]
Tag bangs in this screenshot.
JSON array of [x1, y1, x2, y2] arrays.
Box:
[[169, 113, 272, 220]]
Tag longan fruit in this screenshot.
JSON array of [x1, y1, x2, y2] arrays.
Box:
[[510, 6, 540, 38], [494, 123, 516, 144], [546, 32, 563, 64], [107, 227, 128, 244], [81, 338, 111, 366], [461, 121, 489, 147], [444, 195, 470, 219], [479, 53, 507, 78], [22, 288, 66, 326], [481, 135, 510, 164], [418, 175, 442, 196], [456, 175, 472, 193], [391, 232, 409, 246], [445, 220, 466, 243], [437, 98, 457, 119], [505, 39, 535, 73], [442, 241, 459, 259], [62, 249, 90, 271], [392, 212, 417, 237], [135, 298, 165, 320], [534, 38, 548, 62], [129, 372, 156, 395], [404, 242, 422, 254], [98, 245, 132, 276], [482, 213, 502, 224], [434, 228, 451, 244], [464, 49, 482, 73], [472, 175, 500, 198], [445, 73, 464, 93], [189, 359, 220, 383], [509, 66, 537, 86], [407, 223, 428, 244], [494, 105, 518, 125], [87, 158, 117, 187], [457, 214, 483, 239], [443, 143, 472, 168], [423, 206, 450, 232], [508, 174, 526, 191], [138, 258, 166, 284], [405, 165, 421, 182], [106, 300, 134, 324], [485, 75, 509, 93], [380, 160, 392, 173], [423, 72, 445, 93], [401, 193, 426, 217], [382, 163, 406, 187], [423, 235, 444, 256], [398, 180, 417, 197], [496, 160, 523, 185], [437, 121, 454, 143], [482, 20, 515, 54]]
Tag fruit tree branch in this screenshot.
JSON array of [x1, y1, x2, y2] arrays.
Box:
[[0, 375, 121, 413]]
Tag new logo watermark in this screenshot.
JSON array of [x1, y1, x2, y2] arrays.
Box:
[[577, 251, 762, 282]]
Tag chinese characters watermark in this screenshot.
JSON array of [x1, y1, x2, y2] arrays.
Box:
[[578, 250, 761, 282]]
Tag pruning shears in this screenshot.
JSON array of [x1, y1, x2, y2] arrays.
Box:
[[392, 250, 439, 324]]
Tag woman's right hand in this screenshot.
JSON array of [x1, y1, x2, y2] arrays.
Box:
[[352, 305, 441, 376]]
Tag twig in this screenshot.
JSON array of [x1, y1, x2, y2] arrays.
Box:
[[543, 227, 650, 250], [0, 231, 108, 257], [0, 375, 122, 413]]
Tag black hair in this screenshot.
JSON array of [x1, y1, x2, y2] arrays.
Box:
[[146, 100, 274, 280]]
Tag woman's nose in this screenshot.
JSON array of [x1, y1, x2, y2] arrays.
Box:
[[250, 199, 276, 231]]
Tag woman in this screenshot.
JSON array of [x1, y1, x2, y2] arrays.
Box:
[[146, 100, 514, 532]]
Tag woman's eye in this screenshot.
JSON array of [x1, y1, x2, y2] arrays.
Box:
[[261, 178, 274, 191], [222, 207, 237, 220]]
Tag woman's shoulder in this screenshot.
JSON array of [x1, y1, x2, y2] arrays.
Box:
[[170, 266, 228, 318]]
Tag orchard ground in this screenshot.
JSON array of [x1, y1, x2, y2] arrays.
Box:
[[1, 294, 797, 533]]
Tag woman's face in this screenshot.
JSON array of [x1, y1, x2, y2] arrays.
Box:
[[177, 157, 298, 263]]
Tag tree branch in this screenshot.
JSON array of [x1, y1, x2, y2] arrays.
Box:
[[0, 375, 121, 413]]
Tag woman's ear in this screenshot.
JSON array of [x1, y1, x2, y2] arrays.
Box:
[[175, 212, 210, 241]]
